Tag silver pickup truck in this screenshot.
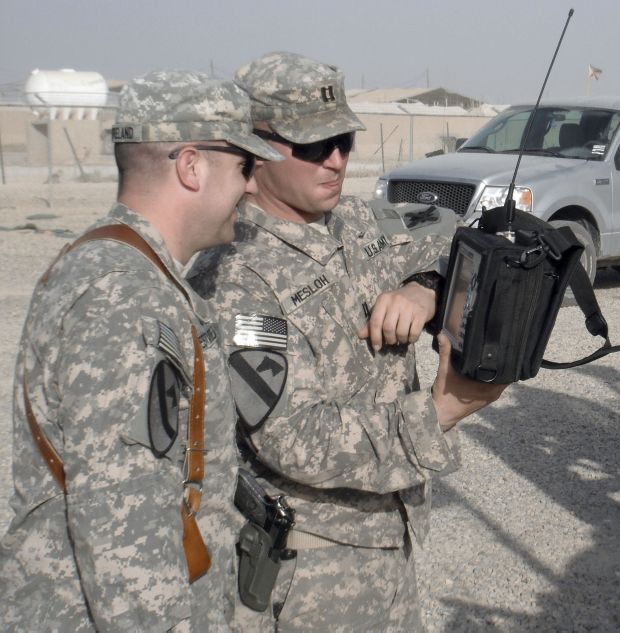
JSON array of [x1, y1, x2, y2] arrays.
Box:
[[374, 97, 620, 280]]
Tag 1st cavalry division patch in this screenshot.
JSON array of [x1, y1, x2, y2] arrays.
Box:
[[229, 349, 288, 432], [148, 360, 181, 457]]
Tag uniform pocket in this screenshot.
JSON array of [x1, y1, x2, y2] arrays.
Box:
[[309, 292, 372, 401], [67, 473, 192, 630]]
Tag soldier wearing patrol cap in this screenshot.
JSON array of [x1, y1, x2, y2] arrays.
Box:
[[0, 70, 281, 631], [188, 53, 505, 631]]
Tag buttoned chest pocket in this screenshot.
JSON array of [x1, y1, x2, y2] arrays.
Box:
[[366, 203, 456, 293], [359, 231, 416, 300], [286, 286, 373, 403]]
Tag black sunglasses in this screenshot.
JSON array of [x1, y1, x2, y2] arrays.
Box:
[[168, 144, 256, 180], [252, 129, 354, 163]]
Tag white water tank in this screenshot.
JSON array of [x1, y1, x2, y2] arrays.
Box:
[[24, 68, 109, 120]]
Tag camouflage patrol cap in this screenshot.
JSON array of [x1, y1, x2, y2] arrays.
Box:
[[112, 70, 282, 161], [234, 52, 366, 144]]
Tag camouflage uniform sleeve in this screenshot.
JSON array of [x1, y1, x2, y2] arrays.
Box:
[[397, 388, 461, 474], [210, 266, 460, 494], [54, 278, 192, 631]]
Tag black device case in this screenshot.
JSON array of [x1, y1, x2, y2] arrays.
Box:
[[439, 207, 591, 383]]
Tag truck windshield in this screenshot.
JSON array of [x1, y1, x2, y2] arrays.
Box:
[[460, 106, 620, 160]]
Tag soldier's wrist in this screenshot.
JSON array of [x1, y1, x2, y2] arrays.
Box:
[[405, 272, 444, 335]]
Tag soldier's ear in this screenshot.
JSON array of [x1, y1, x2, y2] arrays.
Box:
[[173, 147, 201, 192]]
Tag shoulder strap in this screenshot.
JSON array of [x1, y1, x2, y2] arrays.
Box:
[[181, 323, 212, 581], [24, 224, 211, 581], [22, 374, 67, 492], [542, 261, 620, 369], [70, 224, 193, 303]]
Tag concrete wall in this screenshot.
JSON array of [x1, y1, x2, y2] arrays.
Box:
[[1, 104, 494, 171], [25, 109, 116, 167], [0, 108, 35, 149], [0, 105, 117, 167], [351, 112, 492, 169], [27, 119, 102, 166]]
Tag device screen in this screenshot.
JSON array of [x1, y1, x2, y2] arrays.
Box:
[[443, 244, 480, 352]]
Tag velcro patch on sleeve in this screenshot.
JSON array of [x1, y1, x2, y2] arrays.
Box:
[[148, 360, 181, 457], [229, 350, 288, 432], [233, 314, 288, 350]]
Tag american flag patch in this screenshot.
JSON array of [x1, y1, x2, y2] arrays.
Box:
[[234, 314, 288, 350], [157, 321, 183, 361], [155, 320, 191, 385]]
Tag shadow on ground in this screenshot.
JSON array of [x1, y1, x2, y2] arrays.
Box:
[[432, 359, 620, 632]]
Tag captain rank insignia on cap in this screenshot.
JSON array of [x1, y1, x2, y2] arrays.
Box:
[[321, 85, 336, 102]]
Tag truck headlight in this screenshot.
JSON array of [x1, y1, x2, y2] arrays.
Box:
[[475, 186, 533, 212], [374, 178, 388, 199]]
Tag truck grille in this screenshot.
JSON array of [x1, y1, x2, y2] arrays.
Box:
[[388, 180, 476, 216]]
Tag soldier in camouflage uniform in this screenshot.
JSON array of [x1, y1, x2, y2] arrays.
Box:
[[0, 70, 282, 632], [187, 53, 505, 632]]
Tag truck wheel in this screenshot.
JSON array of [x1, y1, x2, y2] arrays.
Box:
[[549, 219, 597, 283]]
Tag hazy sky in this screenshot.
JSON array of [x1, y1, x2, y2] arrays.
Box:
[[1, 0, 617, 104]]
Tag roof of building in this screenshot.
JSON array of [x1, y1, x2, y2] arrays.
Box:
[[350, 101, 470, 116], [346, 87, 441, 103]]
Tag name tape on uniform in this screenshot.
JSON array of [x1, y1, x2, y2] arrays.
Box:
[[362, 234, 389, 259], [289, 274, 331, 308]]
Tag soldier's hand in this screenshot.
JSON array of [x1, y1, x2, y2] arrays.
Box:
[[357, 282, 436, 351], [432, 332, 508, 432]]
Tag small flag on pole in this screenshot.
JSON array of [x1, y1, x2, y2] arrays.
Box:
[[588, 64, 602, 80]]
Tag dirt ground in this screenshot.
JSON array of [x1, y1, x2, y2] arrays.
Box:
[[1, 174, 619, 632]]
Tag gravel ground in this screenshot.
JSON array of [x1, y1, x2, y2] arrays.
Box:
[[0, 174, 619, 632]]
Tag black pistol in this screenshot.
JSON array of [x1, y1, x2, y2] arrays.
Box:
[[234, 469, 295, 612]]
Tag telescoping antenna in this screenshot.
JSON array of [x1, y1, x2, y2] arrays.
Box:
[[502, 8, 574, 240]]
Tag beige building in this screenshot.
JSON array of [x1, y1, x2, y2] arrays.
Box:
[[0, 70, 118, 170], [347, 86, 482, 109], [0, 107, 116, 168], [347, 87, 506, 170], [350, 102, 491, 168], [1, 78, 505, 176]]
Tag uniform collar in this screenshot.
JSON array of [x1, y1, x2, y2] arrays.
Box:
[[107, 203, 205, 314], [238, 200, 343, 266]]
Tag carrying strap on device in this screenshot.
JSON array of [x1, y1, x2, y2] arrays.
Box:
[[541, 261, 620, 369], [482, 208, 620, 370], [24, 223, 211, 582]]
